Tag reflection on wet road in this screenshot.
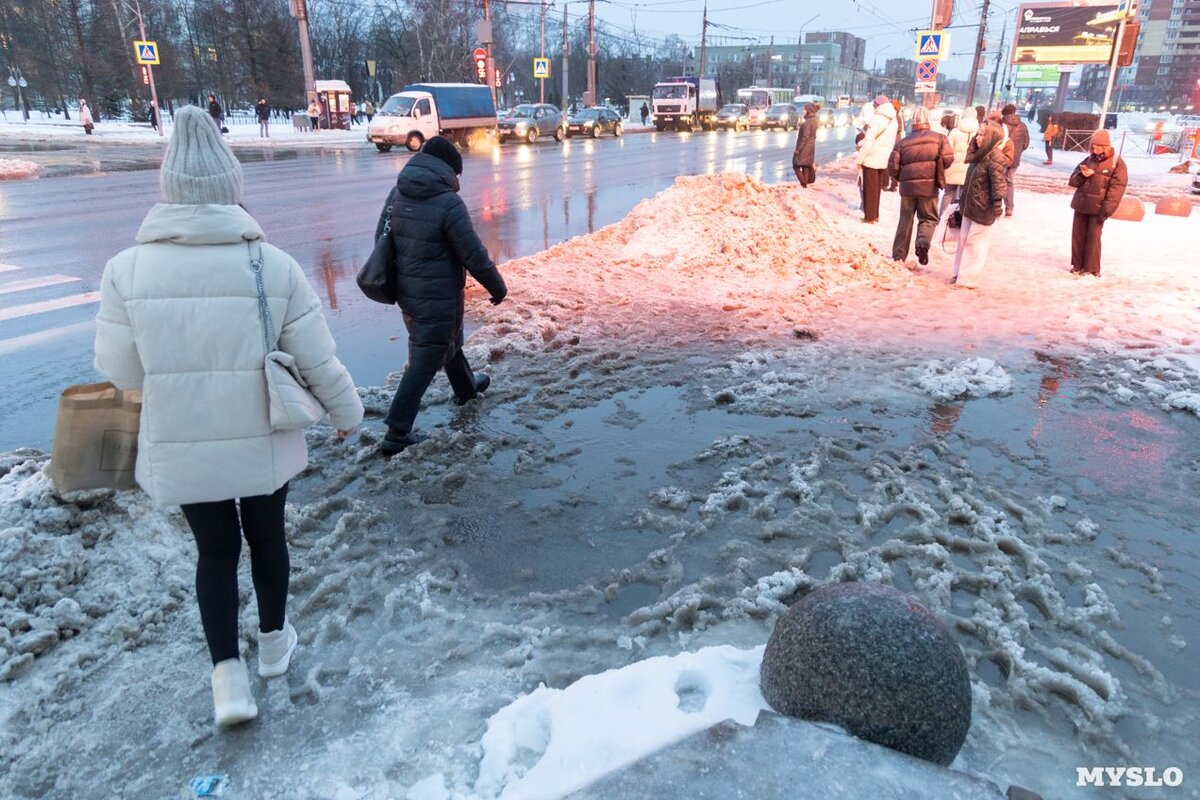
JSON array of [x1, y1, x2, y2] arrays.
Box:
[[0, 128, 858, 450]]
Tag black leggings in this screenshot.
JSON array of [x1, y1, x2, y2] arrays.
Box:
[[180, 483, 290, 664]]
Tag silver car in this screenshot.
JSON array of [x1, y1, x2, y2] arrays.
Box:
[[497, 103, 566, 143]]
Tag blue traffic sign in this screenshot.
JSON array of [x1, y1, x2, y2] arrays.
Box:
[[916, 60, 938, 82], [915, 31, 946, 60]]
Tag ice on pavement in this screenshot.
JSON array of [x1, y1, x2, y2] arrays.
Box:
[[2, 171, 1199, 799]]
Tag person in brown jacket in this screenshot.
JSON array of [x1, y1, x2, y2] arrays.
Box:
[[1042, 116, 1062, 165], [888, 107, 954, 264], [792, 103, 820, 187], [1068, 129, 1128, 277], [951, 121, 1008, 289]]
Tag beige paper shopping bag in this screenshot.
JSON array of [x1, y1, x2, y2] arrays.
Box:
[[49, 382, 142, 493]]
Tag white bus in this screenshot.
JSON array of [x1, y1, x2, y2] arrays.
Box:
[[736, 86, 793, 127]]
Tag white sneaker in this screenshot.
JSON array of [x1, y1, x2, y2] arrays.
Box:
[[257, 621, 298, 678], [211, 658, 258, 727]]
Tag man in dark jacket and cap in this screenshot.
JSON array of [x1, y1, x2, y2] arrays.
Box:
[[1067, 129, 1128, 277], [887, 107, 953, 265], [792, 103, 820, 187], [374, 136, 508, 454], [1000, 103, 1030, 216]]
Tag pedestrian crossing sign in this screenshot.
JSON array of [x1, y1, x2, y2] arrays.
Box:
[[134, 40, 160, 65], [914, 30, 947, 60], [533, 57, 551, 80]]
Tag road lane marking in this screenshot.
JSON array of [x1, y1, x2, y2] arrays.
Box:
[[0, 264, 20, 273], [0, 292, 100, 322], [0, 275, 82, 296], [0, 320, 95, 357]]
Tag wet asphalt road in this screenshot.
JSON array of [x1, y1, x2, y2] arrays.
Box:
[[0, 127, 859, 451]]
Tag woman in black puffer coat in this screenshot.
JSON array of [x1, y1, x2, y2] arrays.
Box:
[[373, 136, 508, 454], [950, 121, 1007, 289]]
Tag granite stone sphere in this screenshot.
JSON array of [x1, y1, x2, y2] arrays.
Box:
[[760, 581, 972, 766]]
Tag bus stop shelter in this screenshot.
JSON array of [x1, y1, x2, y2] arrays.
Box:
[[315, 80, 352, 130]]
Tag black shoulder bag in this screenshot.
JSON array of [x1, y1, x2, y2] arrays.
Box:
[[357, 199, 398, 305]]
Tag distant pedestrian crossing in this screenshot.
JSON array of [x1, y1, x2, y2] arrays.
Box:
[[0, 263, 99, 351]]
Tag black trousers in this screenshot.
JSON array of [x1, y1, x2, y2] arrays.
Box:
[[1071, 212, 1105, 275], [892, 194, 940, 260], [862, 167, 886, 222], [180, 483, 290, 664], [794, 164, 816, 187], [1045, 140, 1053, 163], [385, 318, 478, 434]]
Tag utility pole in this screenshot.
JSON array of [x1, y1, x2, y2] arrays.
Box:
[[698, 1, 708, 76], [289, 0, 317, 106], [540, 0, 547, 103], [485, 0, 497, 110], [965, 0, 989, 109], [766, 35, 774, 86], [586, 0, 596, 107], [987, 12, 1008, 109], [121, 0, 163, 137], [561, 2, 570, 111], [1100, 3, 1130, 119]]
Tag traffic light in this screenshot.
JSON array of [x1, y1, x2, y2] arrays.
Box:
[[1116, 21, 1139, 68]]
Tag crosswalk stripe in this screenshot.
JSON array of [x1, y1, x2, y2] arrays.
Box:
[[0, 292, 100, 322], [0, 274, 81, 296], [0, 320, 95, 357], [0, 264, 20, 273]]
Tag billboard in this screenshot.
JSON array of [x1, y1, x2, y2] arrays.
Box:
[[1014, 64, 1062, 85], [1012, 2, 1122, 65]]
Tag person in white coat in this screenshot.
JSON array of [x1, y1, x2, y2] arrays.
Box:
[[93, 105, 364, 728], [79, 99, 94, 134], [942, 110, 979, 214], [855, 95, 898, 223]]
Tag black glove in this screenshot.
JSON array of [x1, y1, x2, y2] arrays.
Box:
[[489, 288, 507, 306]]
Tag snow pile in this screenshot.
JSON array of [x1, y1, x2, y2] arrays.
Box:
[[914, 358, 1014, 400], [472, 644, 766, 799], [0, 159, 38, 180]]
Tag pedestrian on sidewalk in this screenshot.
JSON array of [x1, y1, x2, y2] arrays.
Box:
[[79, 99, 94, 135], [93, 105, 364, 729], [1042, 116, 1062, 164], [888, 107, 953, 265], [307, 98, 321, 132], [942, 108, 979, 213], [1000, 103, 1030, 216], [640, 102, 649, 126], [349, 100, 358, 126], [256, 97, 270, 138], [364, 100, 375, 123], [885, 99, 904, 191], [792, 103, 820, 188], [1068, 129, 1128, 277], [149, 102, 159, 133], [373, 136, 508, 456], [951, 121, 1008, 289], [207, 94, 223, 130], [856, 95, 898, 224]]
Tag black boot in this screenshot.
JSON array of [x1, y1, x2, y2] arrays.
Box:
[[915, 242, 929, 266], [454, 373, 491, 406], [381, 428, 428, 456]]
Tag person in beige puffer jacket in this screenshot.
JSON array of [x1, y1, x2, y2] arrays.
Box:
[[94, 105, 363, 729], [942, 110, 979, 214]]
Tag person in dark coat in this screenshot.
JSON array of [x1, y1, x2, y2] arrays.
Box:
[[951, 121, 1008, 289], [207, 94, 223, 130], [1000, 103, 1030, 216], [1068, 129, 1128, 277], [640, 102, 649, 125], [792, 103, 820, 187], [373, 136, 508, 455], [888, 107, 953, 265], [256, 98, 270, 138]]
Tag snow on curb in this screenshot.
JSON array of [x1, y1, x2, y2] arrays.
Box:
[[0, 159, 38, 180]]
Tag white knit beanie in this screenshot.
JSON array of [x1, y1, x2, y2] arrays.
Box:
[[159, 105, 243, 205]]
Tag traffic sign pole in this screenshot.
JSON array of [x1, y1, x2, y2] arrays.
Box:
[[126, 0, 163, 137]]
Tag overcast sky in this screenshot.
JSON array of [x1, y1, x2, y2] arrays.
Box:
[[586, 0, 1019, 80]]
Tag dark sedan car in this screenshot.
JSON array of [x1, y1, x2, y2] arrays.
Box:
[[713, 103, 750, 131], [763, 103, 798, 131], [567, 107, 623, 138]]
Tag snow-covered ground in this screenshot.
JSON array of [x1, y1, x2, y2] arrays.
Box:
[[0, 158, 38, 180], [2, 157, 1199, 799], [0, 114, 369, 149]]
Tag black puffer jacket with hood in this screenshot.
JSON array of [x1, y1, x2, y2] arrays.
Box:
[[374, 153, 507, 334], [959, 123, 1008, 226]]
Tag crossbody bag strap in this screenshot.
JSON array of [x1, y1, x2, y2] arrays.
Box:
[[247, 240, 276, 354]]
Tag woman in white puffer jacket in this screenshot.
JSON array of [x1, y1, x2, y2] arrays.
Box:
[[855, 96, 898, 223], [943, 110, 979, 213], [94, 105, 364, 728]]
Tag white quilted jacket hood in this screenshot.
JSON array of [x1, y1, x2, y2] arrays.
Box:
[[93, 203, 363, 507], [856, 102, 899, 170]]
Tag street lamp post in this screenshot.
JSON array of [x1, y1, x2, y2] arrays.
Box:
[[8, 68, 28, 122]]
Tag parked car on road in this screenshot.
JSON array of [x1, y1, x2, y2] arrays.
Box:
[[497, 103, 565, 143], [763, 103, 798, 131], [713, 103, 750, 131], [567, 107, 623, 138]]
